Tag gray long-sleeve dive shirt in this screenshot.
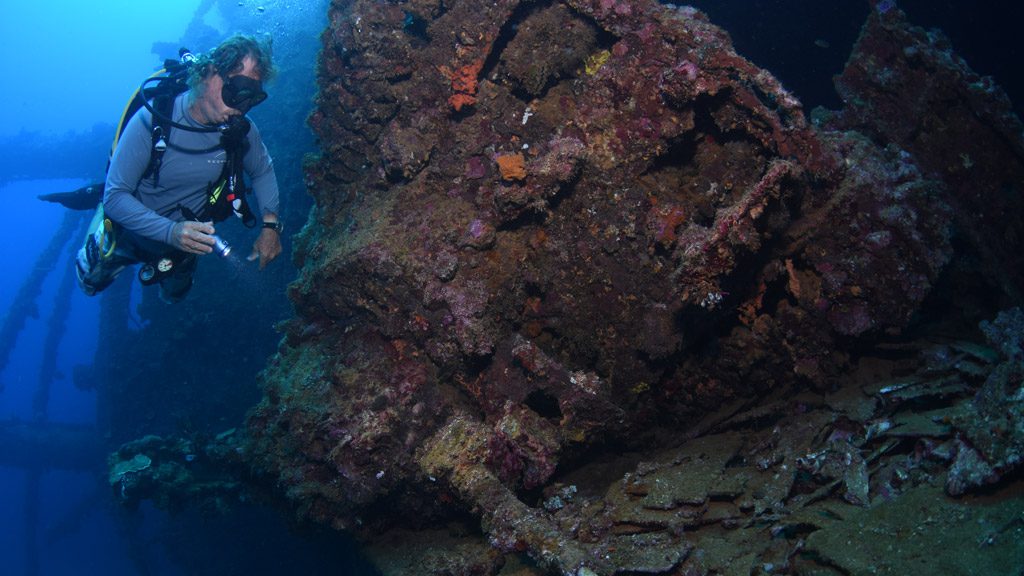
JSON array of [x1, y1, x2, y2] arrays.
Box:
[[103, 92, 280, 248]]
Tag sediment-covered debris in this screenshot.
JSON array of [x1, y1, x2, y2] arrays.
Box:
[[110, 431, 244, 515], [112, 1, 1024, 573]]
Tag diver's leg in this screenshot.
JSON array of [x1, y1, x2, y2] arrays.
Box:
[[158, 254, 197, 304]]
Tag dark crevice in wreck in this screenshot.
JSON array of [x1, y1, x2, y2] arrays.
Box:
[[480, 0, 552, 83], [493, 196, 549, 232], [483, 0, 615, 104], [641, 96, 772, 226], [524, 389, 563, 421], [401, 11, 431, 46], [541, 169, 581, 214]]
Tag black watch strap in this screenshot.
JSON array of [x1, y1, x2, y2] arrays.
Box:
[[262, 220, 283, 234]]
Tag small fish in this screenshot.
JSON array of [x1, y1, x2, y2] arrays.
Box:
[[814, 39, 831, 49]]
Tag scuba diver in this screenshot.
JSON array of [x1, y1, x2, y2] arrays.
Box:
[[72, 34, 283, 303]]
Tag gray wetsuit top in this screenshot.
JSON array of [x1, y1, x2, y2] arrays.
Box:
[[103, 92, 280, 248]]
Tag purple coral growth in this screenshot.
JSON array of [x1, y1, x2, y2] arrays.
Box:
[[469, 219, 487, 239], [674, 59, 699, 82], [465, 156, 487, 180]]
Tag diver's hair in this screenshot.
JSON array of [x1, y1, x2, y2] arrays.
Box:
[[188, 34, 276, 94]]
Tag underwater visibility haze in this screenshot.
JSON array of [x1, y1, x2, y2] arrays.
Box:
[[1, 1, 1023, 575]]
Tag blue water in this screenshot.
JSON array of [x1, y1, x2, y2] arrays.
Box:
[[2, 179, 97, 421], [0, 1, 203, 138], [0, 130, 319, 575], [0, 1, 376, 574], [1, 3, 204, 572], [1, 178, 106, 572], [0, 182, 164, 572]]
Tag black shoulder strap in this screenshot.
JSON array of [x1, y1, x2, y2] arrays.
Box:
[[195, 118, 257, 226], [142, 94, 175, 186], [222, 118, 256, 227]]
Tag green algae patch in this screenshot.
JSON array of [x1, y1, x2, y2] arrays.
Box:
[[108, 453, 152, 485], [641, 432, 745, 509], [365, 525, 505, 576], [800, 483, 1024, 575]]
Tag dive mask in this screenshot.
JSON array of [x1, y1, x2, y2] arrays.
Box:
[[221, 74, 267, 114]]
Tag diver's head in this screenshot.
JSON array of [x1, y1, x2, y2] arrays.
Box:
[[188, 35, 275, 123]]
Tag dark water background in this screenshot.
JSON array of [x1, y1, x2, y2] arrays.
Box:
[[0, 1, 1020, 574]]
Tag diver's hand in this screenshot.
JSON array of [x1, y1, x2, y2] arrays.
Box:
[[171, 221, 216, 254], [248, 227, 282, 270]]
